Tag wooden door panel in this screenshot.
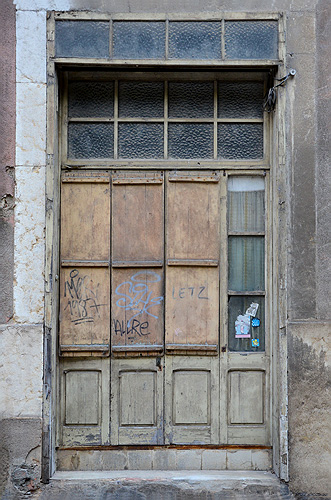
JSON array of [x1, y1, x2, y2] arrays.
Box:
[[59, 266, 110, 354], [167, 173, 220, 261], [164, 356, 219, 444], [111, 358, 163, 445], [165, 266, 219, 352], [61, 172, 110, 263], [59, 358, 110, 446], [111, 268, 164, 356]]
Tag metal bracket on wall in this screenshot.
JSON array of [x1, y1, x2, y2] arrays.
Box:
[[264, 69, 296, 112]]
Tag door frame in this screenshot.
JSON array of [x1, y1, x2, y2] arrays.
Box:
[[43, 10, 288, 482]]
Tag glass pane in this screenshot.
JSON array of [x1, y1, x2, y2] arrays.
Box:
[[55, 21, 109, 58], [169, 22, 221, 59], [218, 123, 263, 159], [228, 237, 265, 291], [218, 81, 264, 119], [168, 123, 213, 159], [118, 82, 164, 118], [68, 123, 114, 159], [68, 82, 114, 118], [168, 82, 214, 118], [228, 296, 265, 352], [228, 177, 265, 232], [225, 21, 278, 60], [113, 22, 165, 59], [118, 123, 163, 158]]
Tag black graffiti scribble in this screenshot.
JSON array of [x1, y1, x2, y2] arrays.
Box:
[[113, 319, 151, 341], [63, 269, 107, 325]]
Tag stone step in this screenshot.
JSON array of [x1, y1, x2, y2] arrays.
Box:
[[38, 471, 296, 499]]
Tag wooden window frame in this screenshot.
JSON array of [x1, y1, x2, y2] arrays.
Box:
[[44, 10, 288, 483]]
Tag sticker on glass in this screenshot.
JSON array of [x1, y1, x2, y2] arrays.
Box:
[[251, 338, 259, 347], [251, 318, 260, 327], [235, 314, 251, 338], [246, 302, 259, 317]]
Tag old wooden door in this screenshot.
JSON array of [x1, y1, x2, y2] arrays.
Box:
[[58, 74, 270, 450]]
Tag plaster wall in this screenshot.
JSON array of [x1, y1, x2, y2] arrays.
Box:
[[0, 0, 330, 497]]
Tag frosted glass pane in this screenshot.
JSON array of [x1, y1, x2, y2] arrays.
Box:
[[169, 22, 221, 59], [119, 82, 164, 118], [225, 21, 278, 60], [228, 177, 265, 232], [55, 21, 109, 58], [228, 237, 265, 291], [68, 82, 114, 118], [68, 123, 114, 159], [218, 123, 263, 159], [168, 82, 214, 118], [218, 82, 264, 119], [168, 123, 213, 159], [113, 22, 165, 59], [228, 296, 265, 352], [118, 123, 163, 158]]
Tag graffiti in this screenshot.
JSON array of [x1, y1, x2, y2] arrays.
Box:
[[113, 319, 151, 340], [114, 270, 163, 327], [172, 285, 209, 300], [63, 269, 107, 325]]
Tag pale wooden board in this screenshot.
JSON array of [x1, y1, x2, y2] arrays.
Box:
[[111, 268, 164, 350], [61, 175, 110, 262], [165, 267, 219, 348], [59, 267, 110, 348], [112, 173, 163, 264]]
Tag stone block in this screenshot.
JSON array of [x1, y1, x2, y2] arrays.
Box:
[[287, 12, 315, 55], [14, 166, 45, 323], [176, 449, 202, 470], [99, 450, 128, 470], [127, 450, 153, 470], [153, 449, 176, 470], [226, 449, 252, 470], [16, 10, 46, 84], [0, 325, 43, 419], [251, 450, 272, 470], [16, 83, 46, 166], [201, 449, 226, 470]]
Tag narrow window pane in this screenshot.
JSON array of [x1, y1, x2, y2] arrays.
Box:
[[225, 21, 278, 60], [228, 237, 265, 291], [113, 22, 165, 59], [168, 123, 213, 159], [68, 82, 114, 118], [118, 82, 164, 118], [68, 123, 114, 159], [218, 81, 264, 119], [228, 296, 265, 352], [218, 123, 263, 159], [228, 176, 265, 232], [168, 82, 214, 118], [55, 21, 109, 58], [169, 22, 221, 59], [118, 123, 164, 158]]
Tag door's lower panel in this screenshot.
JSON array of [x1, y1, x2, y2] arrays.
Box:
[[56, 447, 272, 471], [164, 356, 220, 445], [110, 357, 164, 445]]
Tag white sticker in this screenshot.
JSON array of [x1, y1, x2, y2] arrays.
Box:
[[235, 314, 251, 338], [245, 302, 259, 317]]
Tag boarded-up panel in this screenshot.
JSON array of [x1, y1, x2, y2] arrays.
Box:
[[112, 172, 163, 265], [61, 173, 110, 263], [229, 371, 264, 424], [112, 268, 163, 353], [60, 173, 111, 355], [167, 173, 220, 261], [173, 370, 210, 425], [165, 267, 219, 350], [65, 370, 100, 425], [60, 267, 110, 351], [120, 371, 156, 426]]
